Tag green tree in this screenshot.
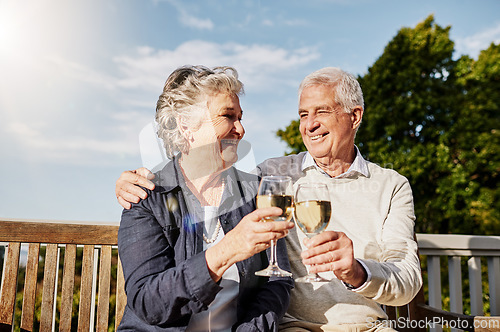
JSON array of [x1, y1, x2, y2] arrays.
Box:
[[447, 43, 500, 234], [276, 120, 305, 155], [276, 15, 499, 235], [357, 15, 463, 234]]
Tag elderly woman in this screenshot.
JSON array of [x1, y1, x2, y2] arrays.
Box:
[[117, 65, 294, 331]]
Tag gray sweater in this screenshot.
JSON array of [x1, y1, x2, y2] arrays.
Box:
[[256, 152, 421, 328]]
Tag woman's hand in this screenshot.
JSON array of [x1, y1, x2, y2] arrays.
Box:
[[115, 168, 155, 209], [205, 207, 294, 281]]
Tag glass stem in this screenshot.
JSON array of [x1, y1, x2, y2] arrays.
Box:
[[270, 239, 277, 266]]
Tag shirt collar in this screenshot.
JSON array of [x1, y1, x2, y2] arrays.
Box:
[[301, 145, 370, 178], [156, 155, 236, 193], [155, 155, 251, 214]]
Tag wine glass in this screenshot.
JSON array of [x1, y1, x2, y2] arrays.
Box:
[[255, 176, 294, 277], [294, 182, 332, 282]]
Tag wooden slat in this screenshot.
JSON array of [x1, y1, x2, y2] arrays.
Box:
[[54, 247, 61, 326], [468, 256, 484, 315], [59, 244, 77, 332], [20, 243, 40, 331], [78, 245, 95, 332], [39, 244, 58, 332], [427, 256, 442, 309], [427, 255, 442, 332], [448, 256, 463, 332], [115, 255, 126, 329], [0, 242, 21, 326], [487, 256, 500, 315], [0, 221, 119, 245], [96, 246, 112, 332], [90, 249, 99, 328], [448, 256, 463, 315]]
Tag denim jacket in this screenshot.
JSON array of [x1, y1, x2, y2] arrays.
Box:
[[118, 158, 293, 331]]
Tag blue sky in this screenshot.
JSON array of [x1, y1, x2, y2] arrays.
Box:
[[1, 0, 499, 223]]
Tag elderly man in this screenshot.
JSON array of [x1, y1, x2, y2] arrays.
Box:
[[116, 67, 422, 331]]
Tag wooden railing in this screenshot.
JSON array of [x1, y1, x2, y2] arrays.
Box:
[[416, 233, 500, 332]]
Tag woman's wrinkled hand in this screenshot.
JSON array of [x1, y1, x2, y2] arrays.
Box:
[[206, 207, 294, 281]]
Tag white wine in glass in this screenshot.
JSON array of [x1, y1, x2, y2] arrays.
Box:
[[294, 182, 332, 282], [255, 176, 293, 277]]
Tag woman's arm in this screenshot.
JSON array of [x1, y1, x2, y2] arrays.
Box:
[[119, 199, 222, 326], [119, 195, 294, 327]]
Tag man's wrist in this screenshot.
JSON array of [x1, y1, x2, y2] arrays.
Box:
[[343, 259, 370, 290]]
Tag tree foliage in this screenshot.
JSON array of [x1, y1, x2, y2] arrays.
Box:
[[276, 15, 499, 235], [276, 120, 306, 155]]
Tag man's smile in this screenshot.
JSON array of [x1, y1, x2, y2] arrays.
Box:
[[310, 133, 327, 141]]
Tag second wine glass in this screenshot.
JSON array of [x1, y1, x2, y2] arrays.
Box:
[[254, 176, 294, 277], [294, 182, 332, 282]]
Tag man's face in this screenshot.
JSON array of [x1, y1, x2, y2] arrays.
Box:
[[298, 84, 357, 163]]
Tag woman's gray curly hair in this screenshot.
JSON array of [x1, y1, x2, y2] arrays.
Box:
[[155, 65, 244, 159]]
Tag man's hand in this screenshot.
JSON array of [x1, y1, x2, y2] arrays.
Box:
[[301, 231, 367, 288], [205, 207, 295, 281], [115, 168, 155, 209]]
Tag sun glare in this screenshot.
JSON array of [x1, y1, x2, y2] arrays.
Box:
[[0, 2, 21, 51]]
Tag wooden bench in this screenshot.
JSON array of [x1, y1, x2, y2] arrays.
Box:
[[0, 220, 125, 332], [1, 219, 499, 331]]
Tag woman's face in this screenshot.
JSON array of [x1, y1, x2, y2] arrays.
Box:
[[189, 93, 245, 165]]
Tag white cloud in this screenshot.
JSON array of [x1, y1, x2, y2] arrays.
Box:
[[1, 38, 319, 167], [107, 40, 319, 164], [179, 11, 214, 30], [455, 22, 500, 58], [283, 18, 308, 26], [113, 40, 320, 92], [46, 55, 117, 91], [261, 17, 306, 28], [163, 0, 214, 30], [262, 19, 274, 27], [4, 110, 149, 166]]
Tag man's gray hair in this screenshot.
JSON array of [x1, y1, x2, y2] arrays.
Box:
[[155, 65, 244, 159], [298, 67, 364, 113]]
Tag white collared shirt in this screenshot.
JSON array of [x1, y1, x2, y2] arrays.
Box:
[[187, 207, 239, 332], [301, 145, 370, 179]]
